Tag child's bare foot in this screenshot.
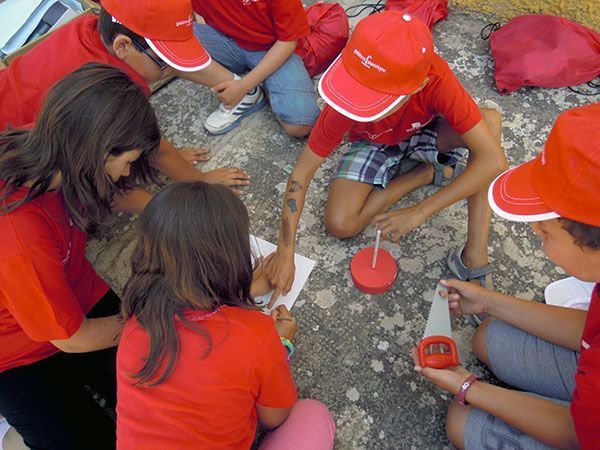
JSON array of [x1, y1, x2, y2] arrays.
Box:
[[179, 147, 211, 165]]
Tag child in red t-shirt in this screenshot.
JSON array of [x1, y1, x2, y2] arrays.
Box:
[[0, 0, 256, 212], [414, 104, 600, 449], [0, 63, 160, 450], [265, 11, 507, 302], [117, 182, 335, 450], [191, 0, 321, 137]]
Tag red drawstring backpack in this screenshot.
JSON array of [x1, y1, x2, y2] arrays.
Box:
[[295, 2, 350, 78], [489, 15, 600, 95], [384, 0, 448, 28]]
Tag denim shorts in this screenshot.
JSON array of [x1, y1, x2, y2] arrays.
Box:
[[194, 24, 321, 126], [464, 319, 578, 450]]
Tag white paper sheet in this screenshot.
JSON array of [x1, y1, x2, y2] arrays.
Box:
[[250, 235, 316, 314]]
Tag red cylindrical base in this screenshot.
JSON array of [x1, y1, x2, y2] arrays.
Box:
[[350, 247, 398, 294]]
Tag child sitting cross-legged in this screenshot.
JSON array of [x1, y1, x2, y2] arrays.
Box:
[[116, 182, 336, 450], [414, 103, 600, 449]]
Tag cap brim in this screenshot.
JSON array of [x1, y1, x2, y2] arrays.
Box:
[[488, 160, 560, 222], [318, 55, 405, 122], [146, 37, 211, 72]]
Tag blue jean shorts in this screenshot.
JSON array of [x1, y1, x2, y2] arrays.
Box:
[[194, 24, 321, 126], [464, 319, 578, 450]]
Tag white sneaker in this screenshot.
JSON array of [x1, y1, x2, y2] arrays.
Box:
[[203, 86, 267, 135]]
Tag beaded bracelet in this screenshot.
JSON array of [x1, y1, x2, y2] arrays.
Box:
[[280, 337, 294, 360]]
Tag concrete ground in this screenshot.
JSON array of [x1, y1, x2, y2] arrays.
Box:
[[87, 4, 595, 449]]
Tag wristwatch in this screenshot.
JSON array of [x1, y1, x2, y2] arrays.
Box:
[[457, 374, 478, 406]]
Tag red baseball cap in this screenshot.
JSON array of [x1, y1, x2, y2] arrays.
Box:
[[489, 103, 600, 226], [318, 11, 434, 122], [102, 0, 211, 72]]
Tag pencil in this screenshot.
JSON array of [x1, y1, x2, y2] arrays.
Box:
[[276, 317, 295, 322]]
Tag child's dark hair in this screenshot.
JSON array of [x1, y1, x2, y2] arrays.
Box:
[[0, 62, 160, 231], [560, 218, 600, 250], [98, 7, 149, 50], [122, 182, 259, 386]]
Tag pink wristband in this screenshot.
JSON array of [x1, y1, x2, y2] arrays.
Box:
[[457, 374, 478, 406]]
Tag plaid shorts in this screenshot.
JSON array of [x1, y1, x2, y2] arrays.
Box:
[[335, 116, 467, 188]]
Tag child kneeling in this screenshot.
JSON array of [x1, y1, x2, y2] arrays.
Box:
[[414, 104, 600, 449], [116, 182, 335, 449]]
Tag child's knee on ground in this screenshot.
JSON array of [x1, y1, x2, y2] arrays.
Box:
[[446, 400, 470, 450], [281, 123, 312, 138], [472, 317, 493, 368]]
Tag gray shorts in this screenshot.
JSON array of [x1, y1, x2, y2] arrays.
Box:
[[464, 319, 578, 450]]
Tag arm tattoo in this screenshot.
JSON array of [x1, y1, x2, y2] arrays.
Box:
[[282, 218, 291, 245], [288, 180, 302, 193], [286, 198, 298, 214]]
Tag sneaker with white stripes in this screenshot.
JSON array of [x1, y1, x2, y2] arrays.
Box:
[[203, 86, 267, 135]]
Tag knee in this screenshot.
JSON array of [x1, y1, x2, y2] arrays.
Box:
[[281, 123, 312, 138], [481, 108, 503, 139], [293, 400, 336, 446], [446, 400, 469, 450], [324, 212, 361, 239], [472, 317, 492, 367]]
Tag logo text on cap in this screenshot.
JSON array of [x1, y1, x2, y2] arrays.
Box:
[[353, 49, 386, 73], [176, 15, 193, 27]]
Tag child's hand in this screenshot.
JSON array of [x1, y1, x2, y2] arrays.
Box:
[[372, 205, 428, 242], [264, 250, 296, 305], [212, 79, 250, 109], [200, 167, 250, 194], [271, 305, 297, 341], [440, 279, 491, 316], [179, 146, 211, 165], [411, 347, 472, 395], [251, 254, 275, 297]]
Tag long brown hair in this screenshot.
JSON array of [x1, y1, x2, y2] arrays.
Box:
[[0, 62, 160, 231], [122, 182, 258, 385]]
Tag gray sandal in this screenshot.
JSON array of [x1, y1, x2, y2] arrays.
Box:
[[432, 155, 467, 187], [446, 245, 493, 325]]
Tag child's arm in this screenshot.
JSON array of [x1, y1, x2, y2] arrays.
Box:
[[443, 279, 587, 351], [256, 405, 292, 429], [154, 139, 250, 191], [373, 117, 508, 240], [264, 145, 325, 301], [51, 315, 123, 353], [212, 40, 298, 109], [413, 354, 580, 449]]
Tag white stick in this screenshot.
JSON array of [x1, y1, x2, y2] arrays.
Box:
[[371, 229, 381, 269]]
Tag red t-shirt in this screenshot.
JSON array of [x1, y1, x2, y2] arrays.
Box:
[[0, 14, 149, 131], [308, 54, 482, 158], [117, 306, 297, 450], [192, 0, 309, 51], [0, 186, 109, 373], [571, 284, 600, 449]]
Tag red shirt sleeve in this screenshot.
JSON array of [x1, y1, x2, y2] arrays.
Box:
[[251, 325, 297, 408], [0, 215, 84, 342], [308, 105, 353, 157], [271, 0, 310, 42], [424, 58, 482, 135], [571, 343, 600, 449]]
